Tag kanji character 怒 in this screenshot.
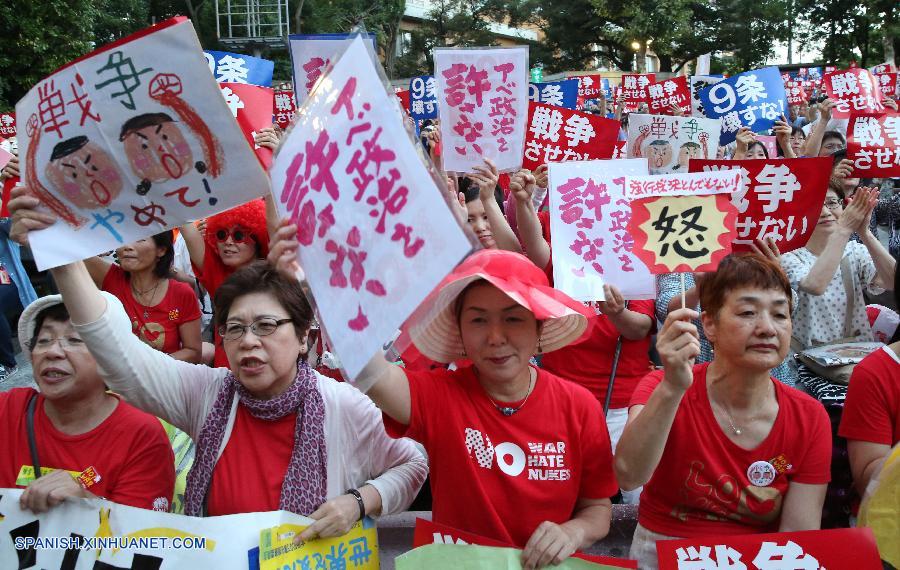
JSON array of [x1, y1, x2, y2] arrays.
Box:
[[652, 205, 709, 258], [852, 116, 885, 147], [735, 73, 767, 104], [94, 51, 153, 110], [752, 540, 820, 570], [215, 54, 250, 83], [66, 73, 100, 126], [346, 126, 396, 200], [675, 545, 747, 570], [220, 86, 245, 118], [754, 164, 800, 213], [564, 115, 596, 146], [530, 106, 564, 142], [540, 84, 564, 107], [37, 80, 69, 139], [830, 72, 859, 98]]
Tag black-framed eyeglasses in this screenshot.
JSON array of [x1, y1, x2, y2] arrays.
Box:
[[218, 318, 293, 341]]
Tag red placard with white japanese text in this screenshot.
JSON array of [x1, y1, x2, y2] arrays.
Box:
[[395, 88, 411, 113], [847, 109, 900, 177], [523, 102, 619, 170], [647, 76, 692, 116], [875, 72, 898, 98], [413, 518, 638, 569], [689, 157, 831, 253], [784, 79, 809, 105], [823, 68, 884, 118], [434, 47, 529, 173], [656, 527, 882, 570], [573, 74, 604, 110], [15, 17, 269, 270], [612, 140, 626, 159], [270, 36, 471, 380], [548, 159, 655, 301], [629, 192, 737, 274], [219, 83, 274, 168], [621, 73, 655, 111], [0, 112, 15, 138], [273, 89, 296, 130]]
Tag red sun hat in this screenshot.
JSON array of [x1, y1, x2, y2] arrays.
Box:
[[410, 249, 593, 363]]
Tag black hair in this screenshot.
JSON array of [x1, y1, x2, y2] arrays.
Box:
[[29, 303, 71, 351], [458, 177, 505, 212], [746, 140, 770, 158], [831, 148, 848, 167], [822, 130, 846, 147], [648, 139, 671, 147], [150, 231, 175, 278], [50, 136, 88, 161], [119, 113, 176, 141]]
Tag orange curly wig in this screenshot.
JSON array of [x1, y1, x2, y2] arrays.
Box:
[[203, 198, 269, 259]]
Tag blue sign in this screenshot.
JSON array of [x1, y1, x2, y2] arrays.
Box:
[[409, 75, 438, 120], [204, 50, 274, 88], [698, 66, 787, 145], [528, 79, 578, 109], [807, 67, 823, 80]]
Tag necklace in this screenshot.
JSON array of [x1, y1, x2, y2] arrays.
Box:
[[130, 277, 162, 319], [485, 369, 535, 416]]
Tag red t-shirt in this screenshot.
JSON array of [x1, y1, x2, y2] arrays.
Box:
[[384, 365, 618, 547], [207, 404, 296, 515], [839, 346, 900, 446], [192, 248, 234, 367], [102, 264, 201, 355], [0, 388, 175, 511], [629, 364, 832, 537], [541, 300, 655, 409]]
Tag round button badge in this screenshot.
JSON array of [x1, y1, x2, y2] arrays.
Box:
[[747, 460, 777, 487]]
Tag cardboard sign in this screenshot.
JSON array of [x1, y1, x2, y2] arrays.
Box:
[[288, 33, 378, 102], [528, 79, 579, 109], [647, 76, 692, 116], [0, 111, 15, 137], [624, 171, 742, 200], [259, 518, 378, 570], [274, 89, 297, 130], [875, 72, 898, 98], [523, 102, 619, 170], [409, 75, 438, 120], [203, 50, 274, 87], [434, 46, 529, 173], [690, 76, 722, 118], [846, 109, 900, 177], [548, 159, 655, 301], [656, 528, 882, 570], [689, 157, 831, 252], [270, 36, 471, 380], [219, 82, 275, 168], [699, 67, 787, 144], [823, 68, 884, 118], [626, 114, 721, 174], [629, 193, 737, 273], [621, 73, 656, 111], [15, 17, 269, 270]]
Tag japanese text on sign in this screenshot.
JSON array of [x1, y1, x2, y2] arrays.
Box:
[[528, 79, 579, 109], [288, 33, 378, 102], [626, 114, 721, 175], [847, 109, 900, 177], [409, 75, 438, 120], [203, 50, 274, 87], [523, 102, 619, 170], [624, 171, 742, 199], [648, 76, 692, 116], [823, 68, 884, 119], [698, 67, 787, 144]]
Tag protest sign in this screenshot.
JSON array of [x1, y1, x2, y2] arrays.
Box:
[[870, 63, 895, 76], [0, 487, 298, 568], [656, 528, 882, 570], [785, 79, 808, 105], [690, 76, 721, 118], [409, 75, 438, 120], [698, 67, 787, 145], [626, 114, 720, 174], [807, 67, 823, 80], [528, 78, 578, 109], [621, 73, 655, 111], [395, 88, 411, 114], [271, 36, 471, 380], [629, 193, 737, 273], [823, 68, 884, 118], [288, 33, 377, 101], [0, 145, 11, 172], [846, 109, 900, 177], [624, 171, 742, 200], [259, 518, 379, 570], [15, 17, 269, 271], [218, 82, 275, 168], [875, 72, 898, 98], [548, 159, 655, 301], [612, 140, 626, 159], [203, 50, 274, 87], [274, 89, 297, 130], [0, 111, 15, 137], [647, 76, 691, 116], [824, 65, 838, 75], [524, 102, 619, 170], [689, 157, 831, 252], [755, 134, 777, 158], [434, 46, 529, 173], [573, 74, 608, 110]]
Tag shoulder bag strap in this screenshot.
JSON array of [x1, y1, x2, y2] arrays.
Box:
[[26, 392, 42, 479], [839, 254, 856, 339]]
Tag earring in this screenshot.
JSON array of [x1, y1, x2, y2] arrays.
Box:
[[537, 340, 543, 354]]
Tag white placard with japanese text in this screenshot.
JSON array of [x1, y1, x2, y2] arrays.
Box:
[[624, 171, 742, 199], [626, 114, 721, 175], [288, 33, 378, 103]]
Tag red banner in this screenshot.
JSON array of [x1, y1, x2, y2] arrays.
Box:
[[656, 528, 882, 570], [875, 72, 898, 98], [847, 109, 900, 177], [220, 82, 274, 168], [412, 518, 638, 568], [621, 73, 655, 111], [648, 76, 692, 116], [823, 68, 884, 118], [688, 157, 831, 253], [523, 101, 619, 170], [273, 89, 296, 131], [395, 88, 410, 113], [784, 80, 809, 105], [573, 74, 604, 110], [0, 112, 15, 138]]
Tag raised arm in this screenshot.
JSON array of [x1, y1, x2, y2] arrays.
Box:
[[469, 158, 523, 253], [802, 98, 834, 157], [179, 221, 207, 272], [510, 169, 551, 270], [597, 284, 652, 340]]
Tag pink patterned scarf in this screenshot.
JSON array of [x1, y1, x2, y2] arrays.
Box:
[[183, 358, 326, 516]]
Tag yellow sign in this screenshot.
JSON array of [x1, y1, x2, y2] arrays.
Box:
[[259, 518, 379, 570], [15, 465, 80, 487]]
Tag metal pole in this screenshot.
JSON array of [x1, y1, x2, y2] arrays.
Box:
[[602, 300, 629, 415]]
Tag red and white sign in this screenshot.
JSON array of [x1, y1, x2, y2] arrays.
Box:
[[523, 102, 619, 170], [847, 109, 900, 177], [395, 88, 410, 113], [875, 72, 898, 98], [270, 37, 471, 380], [647, 76, 692, 116], [823, 68, 884, 118], [573, 74, 604, 110], [755, 134, 778, 158], [273, 89, 296, 131], [434, 47, 529, 173], [657, 528, 882, 570], [219, 83, 274, 168], [689, 157, 832, 253], [785, 79, 809, 105], [621, 73, 656, 111], [0, 112, 15, 138]]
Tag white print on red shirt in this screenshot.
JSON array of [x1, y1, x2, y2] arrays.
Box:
[[464, 428, 571, 481]]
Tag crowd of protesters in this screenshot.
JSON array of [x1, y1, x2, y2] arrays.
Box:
[[0, 68, 898, 570]]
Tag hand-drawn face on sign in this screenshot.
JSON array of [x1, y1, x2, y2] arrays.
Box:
[[119, 113, 195, 192], [45, 136, 123, 208]]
